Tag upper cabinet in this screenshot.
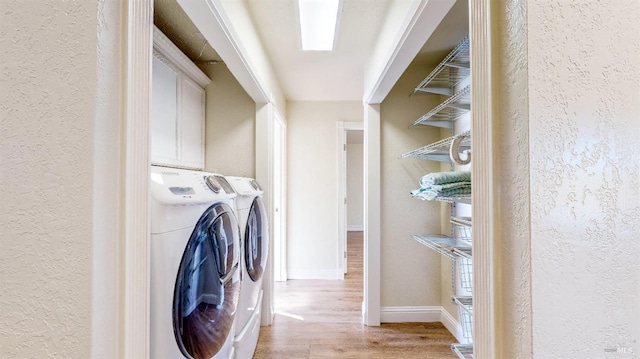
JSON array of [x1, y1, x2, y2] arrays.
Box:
[[151, 26, 210, 170]]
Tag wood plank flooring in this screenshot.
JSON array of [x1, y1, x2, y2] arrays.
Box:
[[254, 231, 457, 358]]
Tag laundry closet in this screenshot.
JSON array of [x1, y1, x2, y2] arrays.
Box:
[[149, 2, 271, 359]]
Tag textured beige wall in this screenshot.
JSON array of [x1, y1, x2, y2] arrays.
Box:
[[492, 0, 640, 357], [201, 63, 256, 178], [286, 101, 362, 279], [379, 64, 445, 307], [527, 0, 640, 356], [0, 0, 98, 357]]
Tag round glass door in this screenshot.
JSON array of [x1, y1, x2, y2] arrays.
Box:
[[245, 197, 268, 282], [172, 202, 240, 359]]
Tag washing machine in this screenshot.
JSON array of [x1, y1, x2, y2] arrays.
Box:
[[224, 176, 269, 359], [150, 166, 242, 359]]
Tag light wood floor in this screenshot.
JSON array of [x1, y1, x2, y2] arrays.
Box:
[[254, 231, 457, 358]]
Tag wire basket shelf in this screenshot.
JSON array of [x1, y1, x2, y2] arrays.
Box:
[[452, 221, 472, 244], [457, 257, 473, 292], [459, 306, 473, 342]]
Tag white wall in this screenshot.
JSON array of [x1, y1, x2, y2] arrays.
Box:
[[379, 64, 444, 307], [346, 143, 364, 230], [0, 1, 100, 356], [218, 0, 286, 115], [286, 101, 362, 279], [527, 0, 640, 356], [201, 63, 256, 177]]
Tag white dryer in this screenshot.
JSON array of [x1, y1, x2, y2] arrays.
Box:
[[150, 166, 242, 359], [225, 176, 269, 359]]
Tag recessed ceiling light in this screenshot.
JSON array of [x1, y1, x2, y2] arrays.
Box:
[[298, 0, 341, 51]]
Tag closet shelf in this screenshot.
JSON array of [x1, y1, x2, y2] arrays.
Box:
[[412, 235, 472, 260], [452, 296, 473, 316], [451, 216, 472, 228], [412, 85, 471, 128], [453, 247, 472, 259], [414, 36, 470, 96], [411, 194, 472, 205], [451, 343, 474, 359], [401, 130, 471, 163]]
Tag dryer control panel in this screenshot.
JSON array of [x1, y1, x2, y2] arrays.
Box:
[[150, 166, 237, 205]]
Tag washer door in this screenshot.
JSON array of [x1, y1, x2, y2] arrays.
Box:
[[173, 202, 240, 359], [245, 196, 268, 282]]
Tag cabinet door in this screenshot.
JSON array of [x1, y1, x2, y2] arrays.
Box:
[[179, 76, 205, 169], [151, 55, 179, 166]]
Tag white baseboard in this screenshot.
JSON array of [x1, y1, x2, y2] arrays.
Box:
[[347, 225, 364, 231], [380, 306, 441, 323], [287, 268, 342, 280], [440, 307, 467, 344], [379, 306, 469, 344]]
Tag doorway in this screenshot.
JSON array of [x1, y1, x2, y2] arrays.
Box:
[[337, 122, 364, 277]]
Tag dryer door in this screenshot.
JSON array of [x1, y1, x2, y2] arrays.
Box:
[[172, 202, 240, 359], [245, 196, 269, 282]]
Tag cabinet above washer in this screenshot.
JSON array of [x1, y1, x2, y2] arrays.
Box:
[[151, 26, 210, 170]]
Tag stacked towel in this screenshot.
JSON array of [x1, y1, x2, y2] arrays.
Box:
[[419, 171, 471, 187], [411, 171, 471, 201]]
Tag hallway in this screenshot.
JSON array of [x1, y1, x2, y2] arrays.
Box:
[[254, 232, 456, 358]]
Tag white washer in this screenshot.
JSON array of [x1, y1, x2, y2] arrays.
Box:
[[150, 166, 242, 359], [225, 176, 269, 359]]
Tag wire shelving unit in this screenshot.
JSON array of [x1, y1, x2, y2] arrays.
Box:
[[413, 36, 470, 96]]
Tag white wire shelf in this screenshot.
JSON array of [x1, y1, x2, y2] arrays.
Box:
[[414, 36, 470, 96], [433, 195, 472, 205], [452, 296, 473, 316], [401, 130, 471, 163], [411, 85, 471, 128], [411, 193, 471, 205], [451, 216, 472, 228], [412, 235, 472, 261], [451, 343, 474, 359], [453, 247, 472, 259]]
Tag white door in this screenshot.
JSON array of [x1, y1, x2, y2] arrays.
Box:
[[273, 113, 287, 282]]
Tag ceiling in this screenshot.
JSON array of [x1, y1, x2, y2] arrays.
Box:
[[154, 0, 468, 102], [244, 0, 389, 101]]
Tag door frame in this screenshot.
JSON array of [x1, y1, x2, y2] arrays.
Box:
[[120, 1, 153, 358], [255, 102, 287, 326], [337, 121, 364, 277], [469, 0, 496, 356]]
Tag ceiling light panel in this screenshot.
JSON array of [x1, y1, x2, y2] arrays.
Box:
[[298, 0, 341, 51]]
